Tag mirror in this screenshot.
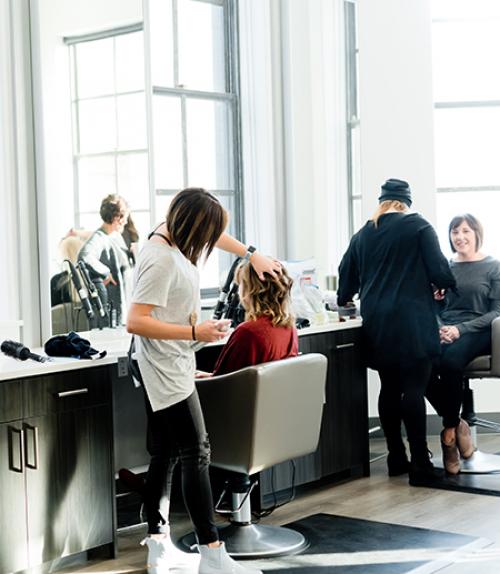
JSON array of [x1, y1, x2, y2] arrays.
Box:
[[33, 0, 238, 336]]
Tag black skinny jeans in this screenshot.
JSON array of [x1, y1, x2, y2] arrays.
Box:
[[426, 330, 491, 429], [143, 390, 219, 544], [378, 360, 432, 462]]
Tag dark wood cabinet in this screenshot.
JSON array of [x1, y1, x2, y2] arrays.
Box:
[[257, 327, 369, 503], [195, 326, 369, 506], [0, 420, 29, 574], [0, 367, 115, 574]]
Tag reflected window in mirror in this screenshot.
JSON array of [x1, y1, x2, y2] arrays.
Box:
[[69, 28, 150, 240]]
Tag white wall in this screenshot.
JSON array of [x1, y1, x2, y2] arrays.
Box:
[[357, 0, 437, 224], [0, 0, 40, 345]]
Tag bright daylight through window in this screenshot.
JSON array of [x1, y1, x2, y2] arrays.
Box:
[[432, 0, 500, 258]]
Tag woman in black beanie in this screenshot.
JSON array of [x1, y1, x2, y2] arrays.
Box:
[[337, 179, 456, 486]]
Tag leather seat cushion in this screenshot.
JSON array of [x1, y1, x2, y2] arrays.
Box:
[[465, 355, 491, 373]]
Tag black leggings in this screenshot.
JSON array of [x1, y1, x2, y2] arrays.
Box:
[[143, 390, 219, 544], [426, 330, 491, 429], [378, 360, 432, 461]]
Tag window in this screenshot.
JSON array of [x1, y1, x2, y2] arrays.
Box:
[[68, 26, 151, 240], [432, 0, 500, 257], [344, 0, 362, 235], [146, 0, 242, 293]]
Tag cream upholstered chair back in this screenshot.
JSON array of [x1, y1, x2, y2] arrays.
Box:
[[195, 353, 327, 475]]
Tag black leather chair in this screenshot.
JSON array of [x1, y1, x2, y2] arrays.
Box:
[[455, 317, 500, 473]]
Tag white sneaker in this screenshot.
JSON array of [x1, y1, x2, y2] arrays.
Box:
[[198, 542, 262, 574], [141, 536, 200, 574]]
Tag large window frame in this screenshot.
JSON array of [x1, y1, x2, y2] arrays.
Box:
[[344, 0, 361, 236], [145, 0, 243, 296], [432, 3, 500, 257]]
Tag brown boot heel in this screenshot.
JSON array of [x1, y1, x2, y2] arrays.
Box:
[[456, 419, 475, 459], [441, 432, 460, 475]]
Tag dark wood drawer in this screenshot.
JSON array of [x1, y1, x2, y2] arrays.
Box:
[[0, 380, 23, 423], [22, 366, 111, 418]]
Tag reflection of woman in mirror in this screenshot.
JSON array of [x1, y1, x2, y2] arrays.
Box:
[[78, 194, 132, 325], [121, 212, 140, 265]]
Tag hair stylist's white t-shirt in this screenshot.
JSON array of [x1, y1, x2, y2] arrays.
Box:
[[131, 242, 200, 411]]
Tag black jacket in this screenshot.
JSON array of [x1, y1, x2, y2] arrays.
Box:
[[338, 212, 456, 369]]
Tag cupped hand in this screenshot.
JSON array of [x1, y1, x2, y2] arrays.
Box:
[[439, 325, 460, 344], [249, 252, 282, 280], [195, 319, 231, 342], [104, 274, 117, 286]]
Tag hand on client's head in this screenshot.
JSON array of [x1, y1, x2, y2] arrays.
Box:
[[250, 252, 282, 280]]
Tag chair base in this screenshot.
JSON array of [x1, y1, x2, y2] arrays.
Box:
[[180, 522, 309, 558], [432, 450, 500, 474]]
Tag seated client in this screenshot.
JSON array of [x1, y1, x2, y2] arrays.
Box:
[[209, 261, 298, 376], [427, 214, 500, 474]]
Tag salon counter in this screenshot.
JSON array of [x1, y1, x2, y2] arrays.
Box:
[[0, 319, 367, 571], [0, 320, 363, 381]]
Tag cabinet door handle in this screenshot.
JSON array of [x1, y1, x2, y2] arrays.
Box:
[[24, 424, 39, 470], [56, 388, 89, 398], [335, 343, 355, 350], [8, 426, 24, 473]]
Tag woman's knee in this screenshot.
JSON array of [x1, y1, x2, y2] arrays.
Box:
[[179, 436, 211, 468]]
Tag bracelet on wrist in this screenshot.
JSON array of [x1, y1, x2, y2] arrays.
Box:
[[192, 325, 196, 341]]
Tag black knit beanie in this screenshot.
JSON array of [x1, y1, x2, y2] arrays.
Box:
[[378, 179, 412, 207]]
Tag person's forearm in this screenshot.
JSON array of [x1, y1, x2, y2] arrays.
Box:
[[215, 232, 246, 257], [127, 314, 192, 340]]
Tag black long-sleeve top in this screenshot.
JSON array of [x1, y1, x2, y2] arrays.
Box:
[[337, 212, 456, 369]]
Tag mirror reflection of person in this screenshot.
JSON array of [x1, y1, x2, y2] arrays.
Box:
[[198, 261, 298, 377], [126, 187, 277, 574], [426, 214, 500, 474], [337, 179, 456, 487], [78, 194, 132, 325]]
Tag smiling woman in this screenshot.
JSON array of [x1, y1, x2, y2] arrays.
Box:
[[427, 213, 500, 474]]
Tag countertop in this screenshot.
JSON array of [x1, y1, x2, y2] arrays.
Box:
[[0, 319, 362, 382]]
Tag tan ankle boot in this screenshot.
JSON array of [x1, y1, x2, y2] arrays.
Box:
[[456, 419, 475, 459], [441, 431, 460, 475]]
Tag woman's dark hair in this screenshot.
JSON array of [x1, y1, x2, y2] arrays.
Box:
[[100, 194, 128, 224], [166, 188, 228, 265], [448, 213, 483, 253], [123, 213, 139, 244]]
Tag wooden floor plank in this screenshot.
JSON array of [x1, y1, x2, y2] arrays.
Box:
[[59, 434, 500, 573]]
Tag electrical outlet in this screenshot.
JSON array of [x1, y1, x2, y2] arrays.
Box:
[[117, 356, 129, 378]]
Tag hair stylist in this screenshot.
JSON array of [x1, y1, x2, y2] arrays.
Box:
[[126, 188, 273, 574], [337, 179, 456, 487]]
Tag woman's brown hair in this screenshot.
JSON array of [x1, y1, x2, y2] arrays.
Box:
[[166, 188, 228, 265], [100, 194, 129, 224], [236, 262, 294, 328], [371, 199, 408, 227]]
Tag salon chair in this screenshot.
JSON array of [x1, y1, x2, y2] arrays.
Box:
[[456, 316, 500, 473], [183, 353, 327, 558], [434, 316, 500, 473]]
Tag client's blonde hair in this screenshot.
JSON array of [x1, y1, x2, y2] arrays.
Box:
[[235, 262, 294, 328], [371, 200, 408, 227]]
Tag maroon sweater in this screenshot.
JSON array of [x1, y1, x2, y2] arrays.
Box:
[[212, 316, 298, 376]]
